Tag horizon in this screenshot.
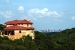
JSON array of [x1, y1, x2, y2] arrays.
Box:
[[0, 0, 75, 30]]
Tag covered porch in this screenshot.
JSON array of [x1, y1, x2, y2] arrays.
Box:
[[3, 30, 15, 36]]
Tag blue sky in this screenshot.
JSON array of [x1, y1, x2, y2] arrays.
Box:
[[0, 0, 75, 30]]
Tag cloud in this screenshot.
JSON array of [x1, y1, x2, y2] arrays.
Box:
[[0, 11, 12, 18], [27, 8, 61, 18], [71, 16, 75, 20], [18, 6, 24, 13], [0, 8, 62, 23]]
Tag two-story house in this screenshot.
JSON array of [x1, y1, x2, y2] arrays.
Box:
[[3, 19, 34, 40]]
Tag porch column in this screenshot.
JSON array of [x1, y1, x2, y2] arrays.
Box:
[[1, 32, 2, 35], [8, 31, 10, 36]]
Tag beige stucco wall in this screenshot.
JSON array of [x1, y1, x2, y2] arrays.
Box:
[[8, 30, 34, 40], [28, 24, 32, 27], [17, 24, 27, 27], [29, 30, 34, 39], [6, 24, 32, 27], [6, 25, 13, 27], [17, 24, 32, 27], [4, 23, 34, 40]]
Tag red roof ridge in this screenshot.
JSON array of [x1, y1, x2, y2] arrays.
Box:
[[4, 26, 34, 30], [5, 19, 33, 24]]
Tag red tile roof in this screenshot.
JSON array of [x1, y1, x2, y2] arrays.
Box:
[[4, 26, 34, 30], [5, 19, 33, 25]]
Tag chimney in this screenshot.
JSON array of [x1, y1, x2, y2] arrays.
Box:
[[24, 18, 30, 21]]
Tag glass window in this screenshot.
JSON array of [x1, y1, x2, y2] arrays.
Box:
[[27, 24, 29, 27], [19, 30, 21, 33], [18, 24, 20, 25]]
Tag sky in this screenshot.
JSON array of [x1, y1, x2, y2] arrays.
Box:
[[0, 0, 75, 30]]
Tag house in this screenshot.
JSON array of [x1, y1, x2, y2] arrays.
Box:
[[2, 19, 35, 40]]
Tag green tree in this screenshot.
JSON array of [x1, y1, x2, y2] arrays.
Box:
[[0, 24, 6, 31]]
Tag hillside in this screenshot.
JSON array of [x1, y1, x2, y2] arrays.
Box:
[[0, 26, 75, 50]]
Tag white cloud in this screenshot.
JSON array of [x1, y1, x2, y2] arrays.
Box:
[[0, 11, 12, 18], [71, 16, 75, 20], [18, 6, 24, 13], [27, 8, 61, 18]]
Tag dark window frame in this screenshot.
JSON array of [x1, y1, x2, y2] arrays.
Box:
[[22, 24, 23, 25], [19, 30, 21, 33], [11, 31, 14, 35], [27, 24, 29, 27]]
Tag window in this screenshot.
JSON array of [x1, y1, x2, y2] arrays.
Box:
[[27, 24, 29, 27], [22, 24, 23, 25], [11, 31, 14, 35], [19, 30, 21, 33], [8, 31, 10, 34], [18, 24, 20, 25], [13, 24, 14, 25], [5, 31, 8, 35], [31, 30, 34, 33]]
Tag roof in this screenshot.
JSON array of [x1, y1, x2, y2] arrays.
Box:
[[4, 26, 34, 30], [5, 19, 33, 25]]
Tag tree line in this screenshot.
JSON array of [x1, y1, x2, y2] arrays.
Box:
[[0, 24, 75, 50]]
